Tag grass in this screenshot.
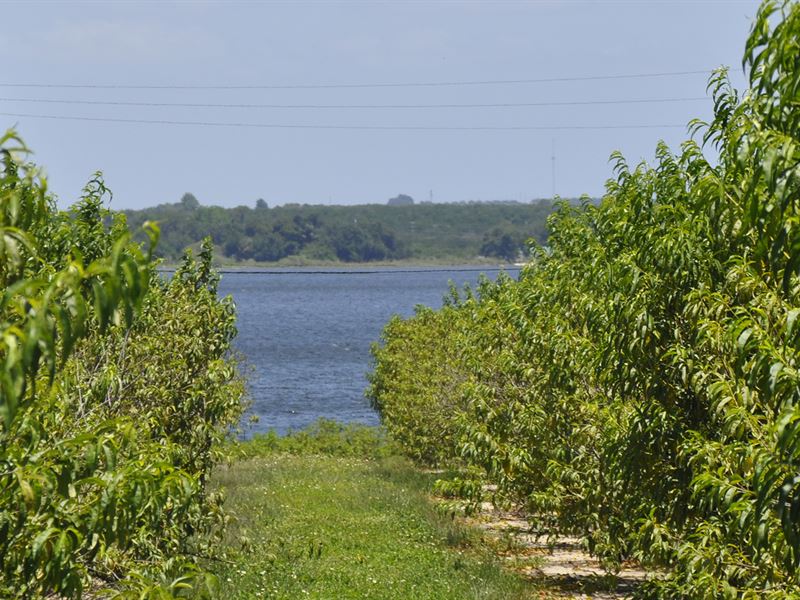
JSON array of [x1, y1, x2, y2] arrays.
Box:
[[211, 421, 536, 599]]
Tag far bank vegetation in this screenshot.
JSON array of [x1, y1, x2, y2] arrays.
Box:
[[124, 199, 559, 264]]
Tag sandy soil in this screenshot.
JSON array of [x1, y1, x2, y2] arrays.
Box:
[[463, 495, 649, 599]]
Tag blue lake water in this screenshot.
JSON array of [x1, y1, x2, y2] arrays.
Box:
[[217, 266, 519, 435]]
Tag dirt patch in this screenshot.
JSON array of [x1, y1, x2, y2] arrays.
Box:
[[464, 499, 649, 599]]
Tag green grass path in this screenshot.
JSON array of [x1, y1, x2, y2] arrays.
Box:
[[211, 428, 534, 599]]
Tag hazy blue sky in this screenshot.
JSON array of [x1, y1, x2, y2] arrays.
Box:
[[2, 0, 760, 209]]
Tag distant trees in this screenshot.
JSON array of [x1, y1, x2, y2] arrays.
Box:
[[256, 198, 268, 209], [328, 222, 406, 262], [124, 199, 557, 263], [213, 212, 407, 263], [387, 194, 414, 206], [479, 227, 524, 261], [180, 192, 199, 209]]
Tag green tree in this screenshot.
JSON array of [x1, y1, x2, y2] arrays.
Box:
[[0, 131, 244, 598], [180, 192, 200, 209], [368, 2, 800, 596], [479, 227, 520, 261]]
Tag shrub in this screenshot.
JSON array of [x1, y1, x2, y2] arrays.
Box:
[[0, 131, 245, 598], [368, 2, 800, 596]]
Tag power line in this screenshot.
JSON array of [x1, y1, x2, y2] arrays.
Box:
[[0, 70, 714, 90], [0, 111, 687, 131], [0, 96, 709, 110]]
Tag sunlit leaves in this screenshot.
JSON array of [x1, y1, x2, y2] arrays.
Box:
[[368, 1, 800, 596], [0, 131, 245, 597]]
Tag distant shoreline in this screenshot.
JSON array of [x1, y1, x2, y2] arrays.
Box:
[[158, 258, 524, 271]]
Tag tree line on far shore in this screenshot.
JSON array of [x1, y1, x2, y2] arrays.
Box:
[[123, 197, 560, 263]]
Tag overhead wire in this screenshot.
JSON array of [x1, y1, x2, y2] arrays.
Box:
[[0, 69, 714, 131], [0, 69, 714, 90], [0, 96, 709, 110], [0, 111, 688, 130]]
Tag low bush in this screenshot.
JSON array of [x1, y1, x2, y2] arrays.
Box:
[[368, 2, 800, 596], [238, 419, 394, 458], [0, 131, 245, 598]]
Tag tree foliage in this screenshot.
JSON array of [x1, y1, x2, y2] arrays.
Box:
[[124, 199, 556, 263], [387, 194, 414, 206], [479, 227, 524, 261], [368, 2, 800, 596], [0, 131, 245, 598]]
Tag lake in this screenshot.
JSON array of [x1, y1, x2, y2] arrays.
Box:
[[217, 266, 519, 435]]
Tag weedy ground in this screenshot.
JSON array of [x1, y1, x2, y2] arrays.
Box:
[[210, 421, 541, 599]]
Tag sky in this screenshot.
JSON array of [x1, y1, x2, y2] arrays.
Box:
[[2, 0, 761, 210]]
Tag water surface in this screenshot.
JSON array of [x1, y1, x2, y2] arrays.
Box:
[[217, 266, 518, 434]]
